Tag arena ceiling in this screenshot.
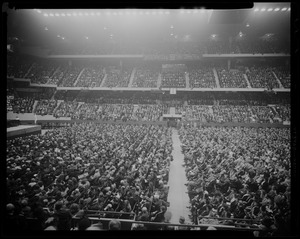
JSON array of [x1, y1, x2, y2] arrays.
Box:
[[5, 2, 291, 50]]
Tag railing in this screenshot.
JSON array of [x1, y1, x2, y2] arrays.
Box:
[[71, 215, 263, 231]]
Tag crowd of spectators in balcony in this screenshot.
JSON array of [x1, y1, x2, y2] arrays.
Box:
[[6, 123, 172, 231], [75, 66, 105, 88], [131, 67, 159, 88], [216, 67, 248, 88], [58, 66, 83, 87], [54, 101, 79, 118], [11, 97, 35, 114], [27, 61, 59, 84], [180, 126, 290, 236], [161, 72, 186, 88], [188, 67, 217, 88], [246, 66, 280, 89], [35, 100, 58, 116], [102, 68, 132, 88], [272, 105, 290, 123], [272, 67, 290, 88]]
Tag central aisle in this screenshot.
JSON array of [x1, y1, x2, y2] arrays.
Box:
[[167, 128, 191, 224]]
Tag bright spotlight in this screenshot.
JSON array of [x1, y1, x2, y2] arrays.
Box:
[[62, 37, 65, 40], [246, 23, 250, 27], [274, 8, 280, 11], [281, 8, 287, 11], [261, 8, 266, 12], [37, 9, 42, 13], [288, 8, 291, 11], [44, 27, 48, 30], [57, 35, 61, 38], [49, 13, 54, 17], [61, 13, 66, 17], [43, 13, 48, 17], [267, 8, 273, 12], [254, 8, 259, 12], [170, 25, 174, 29], [85, 36, 89, 40]]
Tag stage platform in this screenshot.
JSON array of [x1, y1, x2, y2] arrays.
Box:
[[7, 125, 41, 139]]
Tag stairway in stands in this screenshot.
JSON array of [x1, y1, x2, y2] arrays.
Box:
[[212, 68, 221, 88], [73, 68, 86, 86], [185, 72, 190, 89], [128, 68, 136, 87]]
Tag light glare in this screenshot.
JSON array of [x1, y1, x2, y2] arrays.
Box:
[[281, 8, 287, 11], [267, 8, 273, 12], [274, 8, 280, 11]]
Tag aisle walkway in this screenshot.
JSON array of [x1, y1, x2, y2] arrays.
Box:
[[167, 128, 191, 224]]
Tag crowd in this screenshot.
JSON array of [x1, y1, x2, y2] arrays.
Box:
[[58, 66, 83, 87], [102, 69, 132, 88], [75, 66, 105, 88], [35, 100, 58, 116], [272, 67, 290, 88], [161, 72, 186, 88], [188, 67, 217, 88], [246, 66, 280, 89], [216, 67, 248, 88], [54, 101, 79, 118], [131, 66, 159, 88], [27, 61, 59, 85], [11, 97, 35, 114], [179, 126, 291, 235], [6, 123, 173, 231], [176, 105, 213, 122]]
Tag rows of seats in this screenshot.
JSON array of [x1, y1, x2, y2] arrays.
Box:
[[6, 123, 172, 230], [131, 67, 159, 88], [246, 66, 280, 89], [180, 126, 290, 234], [53, 101, 79, 118], [27, 61, 59, 84], [216, 67, 248, 88], [35, 99, 58, 116], [102, 69, 132, 88], [161, 72, 186, 88], [272, 67, 290, 88], [188, 67, 216, 88], [11, 97, 35, 114], [75, 66, 105, 88]]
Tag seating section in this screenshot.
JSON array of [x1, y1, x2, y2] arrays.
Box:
[[103, 68, 132, 88], [272, 67, 290, 88], [27, 61, 59, 84], [161, 72, 186, 88], [76, 66, 105, 88], [132, 67, 159, 88], [216, 67, 248, 88], [35, 99, 58, 116], [246, 66, 280, 89], [188, 67, 216, 88], [180, 126, 290, 225]]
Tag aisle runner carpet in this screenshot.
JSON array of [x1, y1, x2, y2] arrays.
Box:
[[167, 128, 191, 224]]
